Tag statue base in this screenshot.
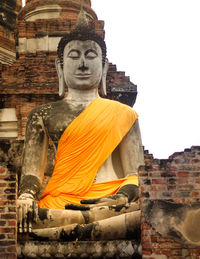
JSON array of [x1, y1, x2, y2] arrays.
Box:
[[18, 240, 142, 258]]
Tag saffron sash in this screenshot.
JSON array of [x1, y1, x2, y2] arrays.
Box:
[[38, 98, 138, 209]]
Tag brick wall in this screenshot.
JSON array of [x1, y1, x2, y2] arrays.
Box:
[[0, 165, 17, 259], [139, 146, 200, 258]]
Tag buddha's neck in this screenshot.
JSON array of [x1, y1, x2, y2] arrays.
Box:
[[64, 88, 99, 105]]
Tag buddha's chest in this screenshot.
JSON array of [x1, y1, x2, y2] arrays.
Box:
[[44, 104, 85, 147]]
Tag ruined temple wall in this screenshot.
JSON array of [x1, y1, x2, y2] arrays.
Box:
[[0, 164, 17, 259], [0, 0, 22, 65], [139, 146, 200, 258]]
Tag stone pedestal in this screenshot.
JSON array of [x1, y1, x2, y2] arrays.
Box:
[[18, 240, 141, 258]]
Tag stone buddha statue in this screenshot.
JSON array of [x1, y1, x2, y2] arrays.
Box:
[[17, 9, 144, 240]]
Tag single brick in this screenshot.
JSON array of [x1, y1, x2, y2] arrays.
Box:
[[8, 207, 16, 213], [6, 245, 16, 253], [142, 249, 152, 255], [8, 221, 16, 227], [0, 234, 5, 240], [4, 188, 16, 194], [0, 228, 15, 234], [152, 179, 167, 185], [178, 172, 189, 177], [0, 183, 7, 187], [0, 247, 6, 252], [0, 168, 5, 174], [0, 240, 15, 246], [0, 253, 17, 259], [1, 214, 16, 220], [6, 195, 16, 200]]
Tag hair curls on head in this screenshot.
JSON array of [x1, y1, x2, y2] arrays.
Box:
[[57, 26, 107, 69]]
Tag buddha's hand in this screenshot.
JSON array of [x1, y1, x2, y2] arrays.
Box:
[[17, 194, 38, 233], [65, 193, 128, 210]]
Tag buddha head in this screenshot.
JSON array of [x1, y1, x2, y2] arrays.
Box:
[[56, 9, 109, 97]]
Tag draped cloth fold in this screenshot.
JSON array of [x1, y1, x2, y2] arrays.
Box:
[[38, 98, 139, 209]]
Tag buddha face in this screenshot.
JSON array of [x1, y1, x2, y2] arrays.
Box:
[[63, 40, 103, 90]]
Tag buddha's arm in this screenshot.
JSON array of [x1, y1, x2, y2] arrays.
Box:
[[119, 119, 144, 176], [116, 119, 144, 202], [19, 110, 48, 200]]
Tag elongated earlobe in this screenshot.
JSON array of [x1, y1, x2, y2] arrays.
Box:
[[55, 58, 65, 98], [99, 58, 109, 97]]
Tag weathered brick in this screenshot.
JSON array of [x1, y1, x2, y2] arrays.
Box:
[[0, 228, 15, 234], [0, 240, 16, 246], [178, 185, 193, 191], [178, 191, 190, 198], [168, 178, 177, 185], [142, 242, 153, 249], [177, 178, 188, 184], [8, 207, 16, 213], [8, 221, 16, 227], [7, 233, 16, 239], [141, 192, 150, 198], [178, 172, 189, 177], [167, 185, 176, 191], [0, 168, 5, 174], [191, 191, 199, 197], [142, 249, 152, 255], [0, 183, 7, 187], [7, 245, 16, 253], [6, 195, 16, 200], [162, 192, 172, 198], [151, 185, 167, 191], [4, 188, 16, 194], [152, 179, 167, 185], [141, 224, 151, 231], [172, 249, 182, 256], [1, 214, 16, 220], [0, 247, 6, 252], [0, 253, 17, 259], [0, 234, 5, 240]]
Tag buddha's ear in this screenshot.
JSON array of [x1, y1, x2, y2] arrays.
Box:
[[99, 58, 109, 97], [55, 58, 65, 98]]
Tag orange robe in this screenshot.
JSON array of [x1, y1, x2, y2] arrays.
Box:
[[38, 98, 138, 209]]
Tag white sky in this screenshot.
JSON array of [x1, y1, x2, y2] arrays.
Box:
[[92, 0, 200, 159], [22, 0, 200, 159]]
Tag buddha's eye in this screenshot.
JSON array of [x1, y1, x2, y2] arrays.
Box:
[[68, 50, 80, 59], [85, 50, 98, 59]]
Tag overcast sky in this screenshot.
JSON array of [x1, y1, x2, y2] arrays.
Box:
[[21, 0, 200, 159], [92, 0, 200, 159]]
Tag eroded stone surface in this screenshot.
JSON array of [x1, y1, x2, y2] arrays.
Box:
[[143, 199, 200, 246]]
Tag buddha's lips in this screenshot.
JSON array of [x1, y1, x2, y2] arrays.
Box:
[[75, 74, 91, 79]]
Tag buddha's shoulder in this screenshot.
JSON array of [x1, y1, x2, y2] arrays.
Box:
[[28, 99, 85, 119], [100, 98, 136, 112]]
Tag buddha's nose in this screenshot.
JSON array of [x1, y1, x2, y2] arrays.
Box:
[[78, 58, 88, 72]]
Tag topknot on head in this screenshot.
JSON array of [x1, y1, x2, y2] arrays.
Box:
[[75, 6, 89, 30]]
